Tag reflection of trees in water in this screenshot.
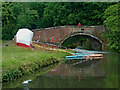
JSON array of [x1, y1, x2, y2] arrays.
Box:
[[29, 75, 104, 88], [21, 59, 106, 88], [47, 60, 105, 77], [48, 64, 70, 76], [103, 53, 118, 88], [26, 54, 119, 88], [69, 60, 105, 77]]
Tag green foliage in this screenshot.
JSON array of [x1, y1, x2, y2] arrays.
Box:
[[2, 2, 16, 40], [2, 68, 23, 82], [2, 2, 40, 40], [16, 9, 39, 29], [62, 35, 96, 50], [2, 2, 116, 40], [43, 2, 114, 26], [62, 36, 87, 49], [103, 4, 119, 52]]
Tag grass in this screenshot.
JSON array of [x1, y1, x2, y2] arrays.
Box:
[[2, 63, 60, 88], [2, 41, 69, 70], [2, 40, 73, 82], [1, 41, 70, 82]]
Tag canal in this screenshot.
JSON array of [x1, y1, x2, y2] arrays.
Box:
[[2, 51, 118, 88]]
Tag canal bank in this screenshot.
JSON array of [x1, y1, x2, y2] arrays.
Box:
[[2, 41, 71, 82], [2, 62, 62, 88], [2, 53, 118, 88], [2, 41, 118, 88], [20, 53, 118, 88]]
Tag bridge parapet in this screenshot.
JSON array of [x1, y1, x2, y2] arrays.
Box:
[[32, 25, 107, 50], [69, 28, 93, 35], [68, 26, 105, 41]]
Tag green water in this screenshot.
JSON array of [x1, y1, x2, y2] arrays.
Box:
[[2, 53, 119, 88]]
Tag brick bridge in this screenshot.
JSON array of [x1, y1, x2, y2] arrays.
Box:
[[32, 25, 107, 50]]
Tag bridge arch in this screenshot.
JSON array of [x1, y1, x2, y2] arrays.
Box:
[[59, 33, 103, 50]]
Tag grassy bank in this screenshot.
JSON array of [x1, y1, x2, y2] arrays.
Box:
[[2, 41, 70, 82], [2, 63, 61, 88]]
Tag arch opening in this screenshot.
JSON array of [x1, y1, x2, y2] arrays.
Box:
[[60, 35, 102, 50]]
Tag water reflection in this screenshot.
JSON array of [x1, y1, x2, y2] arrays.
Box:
[[26, 53, 118, 88], [26, 59, 107, 88], [2, 53, 118, 88], [28, 76, 104, 88], [47, 59, 105, 77]]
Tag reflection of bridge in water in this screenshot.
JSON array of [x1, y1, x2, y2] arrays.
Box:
[[46, 60, 105, 78], [29, 60, 106, 88]]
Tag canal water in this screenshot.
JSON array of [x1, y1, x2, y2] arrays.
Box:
[[2, 51, 118, 88]]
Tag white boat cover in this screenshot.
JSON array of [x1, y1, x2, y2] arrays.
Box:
[[16, 28, 34, 46]]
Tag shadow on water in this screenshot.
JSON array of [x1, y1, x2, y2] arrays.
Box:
[[2, 53, 119, 88]]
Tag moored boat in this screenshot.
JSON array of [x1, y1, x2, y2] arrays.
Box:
[[66, 53, 103, 60]]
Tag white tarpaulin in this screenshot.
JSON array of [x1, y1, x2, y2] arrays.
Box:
[[16, 28, 33, 46]]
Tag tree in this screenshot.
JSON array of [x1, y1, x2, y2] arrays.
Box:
[[103, 3, 119, 52], [2, 2, 16, 40], [2, 2, 116, 40], [43, 2, 115, 27], [2, 2, 39, 40], [28, 2, 46, 28], [15, 2, 39, 29], [16, 8, 39, 29]]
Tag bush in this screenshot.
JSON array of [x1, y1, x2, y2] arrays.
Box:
[[103, 4, 120, 52]]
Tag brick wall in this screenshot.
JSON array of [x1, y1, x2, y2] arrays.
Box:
[[32, 25, 105, 45]]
